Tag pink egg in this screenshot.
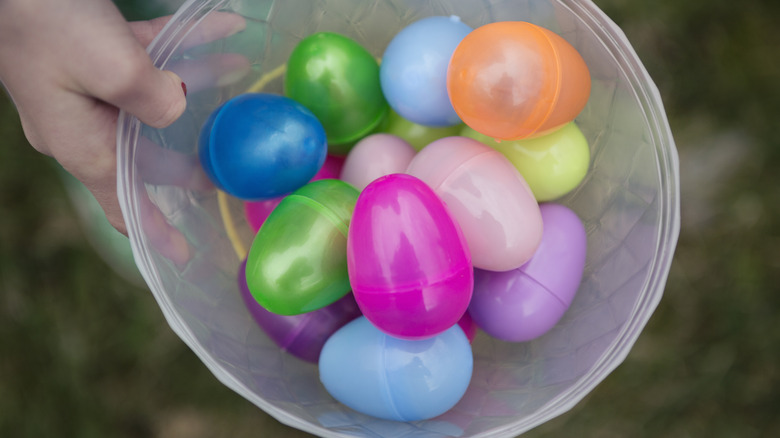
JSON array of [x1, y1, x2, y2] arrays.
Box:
[[340, 133, 416, 190], [469, 203, 587, 342], [318, 154, 346, 179], [244, 154, 346, 232], [244, 198, 282, 233], [347, 173, 473, 340], [407, 136, 543, 271]]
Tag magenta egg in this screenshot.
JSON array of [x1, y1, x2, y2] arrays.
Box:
[[468, 203, 587, 342], [347, 173, 473, 340], [407, 136, 543, 272], [244, 154, 347, 232], [458, 311, 477, 343]]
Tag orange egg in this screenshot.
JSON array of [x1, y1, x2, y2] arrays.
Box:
[[447, 21, 591, 140]]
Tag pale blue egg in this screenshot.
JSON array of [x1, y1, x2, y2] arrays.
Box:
[[380, 16, 472, 127], [319, 316, 473, 422]]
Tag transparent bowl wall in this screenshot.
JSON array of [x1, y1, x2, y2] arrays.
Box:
[[117, 0, 680, 436]]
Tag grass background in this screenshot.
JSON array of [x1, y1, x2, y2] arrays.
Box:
[[2, 0, 780, 436]]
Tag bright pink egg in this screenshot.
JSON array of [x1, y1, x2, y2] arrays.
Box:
[[244, 154, 346, 232], [347, 173, 473, 340], [458, 311, 477, 343]]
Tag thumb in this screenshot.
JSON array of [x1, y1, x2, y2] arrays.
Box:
[[94, 60, 187, 129]]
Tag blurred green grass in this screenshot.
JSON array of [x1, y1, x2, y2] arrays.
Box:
[[2, 0, 780, 436]]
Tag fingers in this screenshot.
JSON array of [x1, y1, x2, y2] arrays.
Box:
[[128, 15, 174, 47], [94, 11, 247, 130], [135, 177, 192, 268], [129, 12, 246, 50], [135, 135, 213, 191], [169, 53, 251, 94], [177, 11, 247, 49]]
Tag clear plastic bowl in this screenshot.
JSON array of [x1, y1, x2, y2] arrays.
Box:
[[117, 0, 680, 436]]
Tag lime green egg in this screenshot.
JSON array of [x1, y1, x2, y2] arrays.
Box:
[[380, 109, 463, 152], [461, 122, 590, 201], [245, 179, 359, 315]]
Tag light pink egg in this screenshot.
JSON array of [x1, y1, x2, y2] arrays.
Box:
[[407, 136, 543, 271], [340, 133, 416, 190]]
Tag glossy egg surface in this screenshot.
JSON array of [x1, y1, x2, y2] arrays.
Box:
[[238, 260, 362, 362], [285, 32, 388, 149], [407, 136, 543, 271], [198, 93, 326, 200], [339, 133, 416, 191], [380, 15, 472, 127], [447, 21, 591, 140], [462, 122, 590, 201], [347, 174, 472, 340], [246, 179, 359, 315], [469, 203, 587, 342], [319, 316, 473, 422]]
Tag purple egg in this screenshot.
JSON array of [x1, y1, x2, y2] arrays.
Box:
[[468, 203, 587, 342], [238, 260, 362, 362]]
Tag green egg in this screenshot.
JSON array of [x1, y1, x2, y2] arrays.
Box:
[[284, 32, 388, 152], [245, 179, 359, 315], [379, 109, 464, 152], [461, 122, 590, 201]]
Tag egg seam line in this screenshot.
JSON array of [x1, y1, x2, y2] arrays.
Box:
[[286, 194, 350, 237]]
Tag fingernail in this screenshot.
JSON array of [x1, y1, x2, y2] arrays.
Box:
[[181, 82, 188, 97]]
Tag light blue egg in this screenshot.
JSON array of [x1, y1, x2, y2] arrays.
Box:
[[319, 316, 473, 422], [380, 16, 473, 127]]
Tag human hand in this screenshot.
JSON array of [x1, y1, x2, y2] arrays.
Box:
[[0, 0, 188, 234]]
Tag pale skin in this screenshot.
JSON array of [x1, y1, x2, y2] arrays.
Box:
[[0, 0, 188, 235]]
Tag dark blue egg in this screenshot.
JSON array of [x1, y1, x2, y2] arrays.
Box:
[[198, 93, 327, 200]]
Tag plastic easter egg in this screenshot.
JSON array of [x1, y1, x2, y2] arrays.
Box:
[[237, 260, 362, 363], [447, 21, 591, 140], [246, 179, 359, 315], [347, 174, 473, 340], [319, 316, 473, 422], [469, 203, 587, 342], [379, 109, 464, 151], [198, 93, 327, 200], [380, 16, 472, 127], [462, 122, 590, 201], [244, 155, 347, 232], [318, 154, 347, 179], [407, 136, 543, 272], [285, 32, 388, 150], [458, 311, 477, 343], [340, 134, 416, 190], [244, 198, 281, 234]]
